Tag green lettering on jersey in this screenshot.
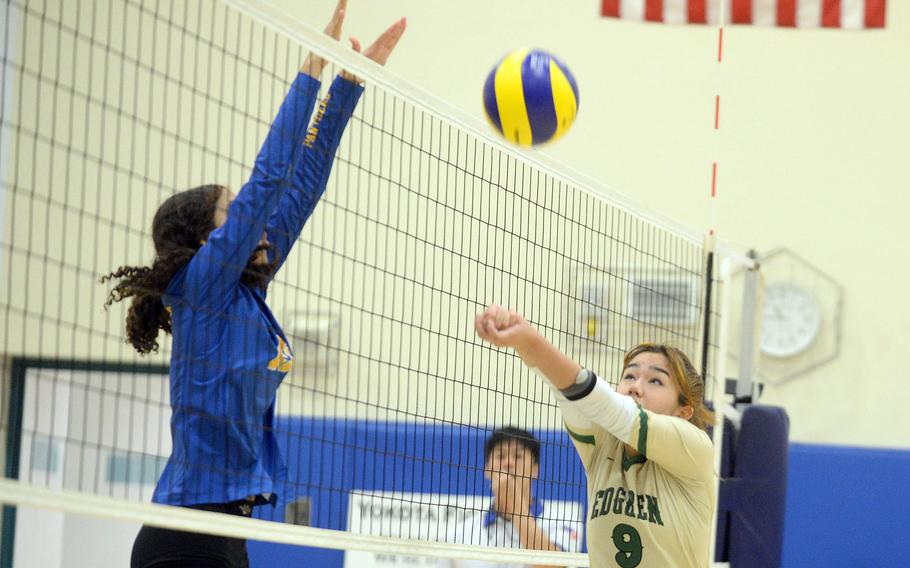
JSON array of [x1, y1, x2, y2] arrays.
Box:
[[624, 490, 636, 518], [646, 495, 664, 526], [613, 488, 626, 515], [600, 487, 615, 518], [591, 490, 604, 520], [637, 494, 648, 520]]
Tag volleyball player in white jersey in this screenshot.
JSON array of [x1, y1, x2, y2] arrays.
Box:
[[474, 305, 716, 568]]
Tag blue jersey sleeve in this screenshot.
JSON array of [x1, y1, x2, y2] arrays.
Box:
[[182, 73, 321, 306], [265, 76, 364, 276]]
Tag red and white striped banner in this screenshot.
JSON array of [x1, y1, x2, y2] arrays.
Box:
[[600, 0, 886, 28]]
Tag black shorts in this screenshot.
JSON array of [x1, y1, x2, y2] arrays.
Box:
[[130, 501, 254, 568]]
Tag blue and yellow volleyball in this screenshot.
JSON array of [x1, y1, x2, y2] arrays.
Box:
[[483, 49, 579, 147]]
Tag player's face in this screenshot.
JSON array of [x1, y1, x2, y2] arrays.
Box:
[[213, 187, 233, 229], [618, 352, 691, 420], [485, 439, 538, 482], [212, 188, 271, 265]]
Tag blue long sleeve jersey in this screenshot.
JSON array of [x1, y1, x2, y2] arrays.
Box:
[[154, 74, 363, 507]]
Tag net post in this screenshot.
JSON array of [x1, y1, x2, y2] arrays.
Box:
[[735, 250, 763, 405], [700, 232, 717, 387], [708, 254, 732, 567]]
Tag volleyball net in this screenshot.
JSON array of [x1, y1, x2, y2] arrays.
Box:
[[0, 0, 757, 566]]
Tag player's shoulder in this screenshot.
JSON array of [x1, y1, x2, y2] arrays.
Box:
[[676, 416, 714, 450], [644, 408, 712, 443]]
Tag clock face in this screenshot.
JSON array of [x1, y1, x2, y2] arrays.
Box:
[[760, 283, 822, 358]]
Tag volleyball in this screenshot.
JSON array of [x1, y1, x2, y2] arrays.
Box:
[[482, 48, 579, 147]]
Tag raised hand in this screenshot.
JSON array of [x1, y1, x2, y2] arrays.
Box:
[[301, 0, 348, 78], [474, 304, 533, 350], [340, 17, 407, 84]]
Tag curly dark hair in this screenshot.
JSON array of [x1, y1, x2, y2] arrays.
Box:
[[101, 184, 276, 354]]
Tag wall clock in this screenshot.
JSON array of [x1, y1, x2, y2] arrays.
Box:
[[760, 282, 822, 358]]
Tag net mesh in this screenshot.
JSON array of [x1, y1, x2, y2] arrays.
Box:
[[0, 0, 747, 566]]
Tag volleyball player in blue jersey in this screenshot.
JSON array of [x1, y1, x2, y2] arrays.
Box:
[[102, 3, 405, 566]]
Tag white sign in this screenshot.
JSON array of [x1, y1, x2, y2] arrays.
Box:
[[345, 491, 582, 567]]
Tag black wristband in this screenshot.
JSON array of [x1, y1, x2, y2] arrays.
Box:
[[561, 368, 597, 401]]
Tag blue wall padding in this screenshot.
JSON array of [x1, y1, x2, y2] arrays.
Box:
[[712, 415, 735, 562], [249, 407, 828, 568], [719, 406, 790, 568], [244, 417, 910, 568], [781, 443, 910, 568], [248, 419, 587, 567]]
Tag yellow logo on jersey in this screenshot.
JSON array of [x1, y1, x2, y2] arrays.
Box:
[[303, 92, 331, 148], [267, 336, 294, 373]]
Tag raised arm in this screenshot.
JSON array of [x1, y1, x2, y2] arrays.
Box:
[[264, 76, 362, 275], [266, 16, 407, 277], [182, 72, 319, 307], [182, 0, 348, 305], [475, 305, 713, 481], [474, 305, 638, 440]]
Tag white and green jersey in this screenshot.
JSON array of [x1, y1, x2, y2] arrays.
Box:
[[542, 371, 716, 568]]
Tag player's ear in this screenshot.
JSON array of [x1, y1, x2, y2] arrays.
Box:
[[531, 461, 539, 480], [676, 405, 694, 421]]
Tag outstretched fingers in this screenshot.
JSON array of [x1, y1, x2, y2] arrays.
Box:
[[328, 0, 347, 35], [324, 0, 347, 40], [363, 17, 407, 66], [301, 0, 349, 78], [339, 16, 406, 84]]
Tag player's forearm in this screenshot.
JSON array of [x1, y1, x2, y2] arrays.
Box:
[[562, 377, 637, 443], [514, 331, 581, 390], [534, 367, 637, 443], [544, 382, 594, 430], [252, 74, 320, 185], [300, 54, 322, 79], [264, 77, 360, 270], [297, 76, 363, 189], [512, 321, 637, 441]]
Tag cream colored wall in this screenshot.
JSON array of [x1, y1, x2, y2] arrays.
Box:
[[2, 1, 295, 366], [284, 0, 909, 448], [4, 1, 906, 449], [3, 1, 710, 433]]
